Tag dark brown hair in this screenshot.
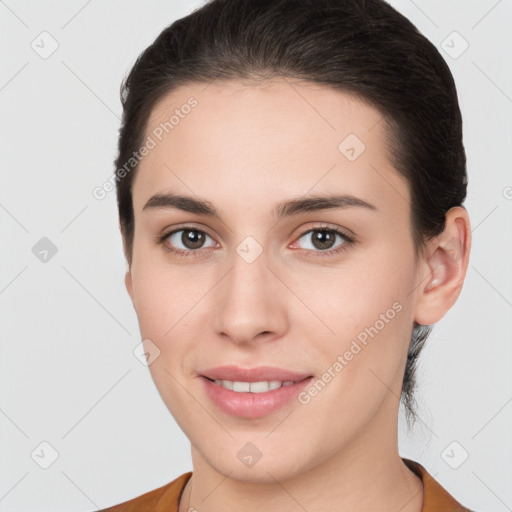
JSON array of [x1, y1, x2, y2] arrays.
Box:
[[114, 0, 467, 426]]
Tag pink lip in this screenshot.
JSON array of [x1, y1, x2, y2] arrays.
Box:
[[200, 365, 312, 382], [199, 366, 314, 419]]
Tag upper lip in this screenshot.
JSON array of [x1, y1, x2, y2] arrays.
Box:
[[201, 365, 312, 382]]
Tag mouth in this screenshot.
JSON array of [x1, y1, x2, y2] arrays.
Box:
[[199, 366, 314, 418]]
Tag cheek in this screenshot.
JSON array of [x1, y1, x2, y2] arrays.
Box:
[[283, 244, 417, 396], [130, 253, 212, 339], [288, 263, 414, 440], [129, 263, 205, 423], [286, 245, 415, 339]]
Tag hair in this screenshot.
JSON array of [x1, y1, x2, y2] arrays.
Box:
[[114, 0, 467, 427]]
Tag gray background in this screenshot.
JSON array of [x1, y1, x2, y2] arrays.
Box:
[[1, 1, 511, 511]]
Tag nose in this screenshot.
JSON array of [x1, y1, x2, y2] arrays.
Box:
[[213, 245, 288, 346]]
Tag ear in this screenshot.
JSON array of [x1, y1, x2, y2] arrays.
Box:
[[118, 218, 135, 302], [413, 206, 471, 326], [125, 269, 134, 302]]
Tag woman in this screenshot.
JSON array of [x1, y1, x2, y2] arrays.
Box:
[[101, 0, 475, 510]]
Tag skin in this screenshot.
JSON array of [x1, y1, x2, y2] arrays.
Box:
[[123, 77, 471, 512]]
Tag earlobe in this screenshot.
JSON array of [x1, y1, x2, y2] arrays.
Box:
[[414, 206, 471, 326]]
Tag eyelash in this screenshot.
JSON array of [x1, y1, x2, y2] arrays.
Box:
[[156, 224, 355, 259]]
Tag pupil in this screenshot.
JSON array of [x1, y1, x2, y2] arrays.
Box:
[[183, 230, 204, 249], [314, 230, 335, 250]]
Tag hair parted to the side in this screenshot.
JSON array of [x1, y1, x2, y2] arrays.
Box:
[[114, 0, 467, 427]]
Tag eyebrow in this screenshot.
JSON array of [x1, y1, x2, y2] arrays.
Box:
[[142, 192, 377, 219]]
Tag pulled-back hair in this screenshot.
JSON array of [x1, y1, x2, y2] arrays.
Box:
[[114, 0, 467, 426]]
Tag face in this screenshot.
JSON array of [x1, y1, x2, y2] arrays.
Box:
[[125, 78, 425, 482]]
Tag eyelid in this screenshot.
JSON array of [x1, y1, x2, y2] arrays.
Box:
[[158, 222, 217, 242], [291, 221, 354, 240], [300, 221, 357, 241]]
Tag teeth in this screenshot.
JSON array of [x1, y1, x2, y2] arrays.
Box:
[[213, 379, 296, 392], [233, 381, 250, 392], [221, 380, 233, 390]]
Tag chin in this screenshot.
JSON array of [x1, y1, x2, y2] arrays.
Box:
[[215, 461, 300, 484], [200, 443, 318, 484]]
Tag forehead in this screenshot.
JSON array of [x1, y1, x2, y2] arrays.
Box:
[[146, 78, 387, 151], [132, 78, 408, 216]]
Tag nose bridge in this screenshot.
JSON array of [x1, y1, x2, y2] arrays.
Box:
[[213, 236, 286, 343]]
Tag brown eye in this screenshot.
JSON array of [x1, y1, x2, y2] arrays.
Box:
[[310, 230, 337, 250], [180, 229, 206, 249], [296, 227, 353, 256], [300, 229, 344, 251], [163, 228, 216, 254]]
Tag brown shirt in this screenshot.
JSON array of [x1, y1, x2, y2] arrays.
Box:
[[99, 458, 475, 511]]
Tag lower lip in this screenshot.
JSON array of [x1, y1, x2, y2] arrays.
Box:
[[200, 376, 313, 419]]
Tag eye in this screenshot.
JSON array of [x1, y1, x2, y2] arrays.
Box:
[[158, 227, 216, 257], [292, 226, 353, 257], [157, 224, 355, 259]]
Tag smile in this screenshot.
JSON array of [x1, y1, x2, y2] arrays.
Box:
[[209, 378, 297, 393], [201, 374, 314, 418]]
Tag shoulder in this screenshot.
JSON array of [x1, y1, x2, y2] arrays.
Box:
[[402, 458, 478, 512], [97, 471, 192, 512]]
